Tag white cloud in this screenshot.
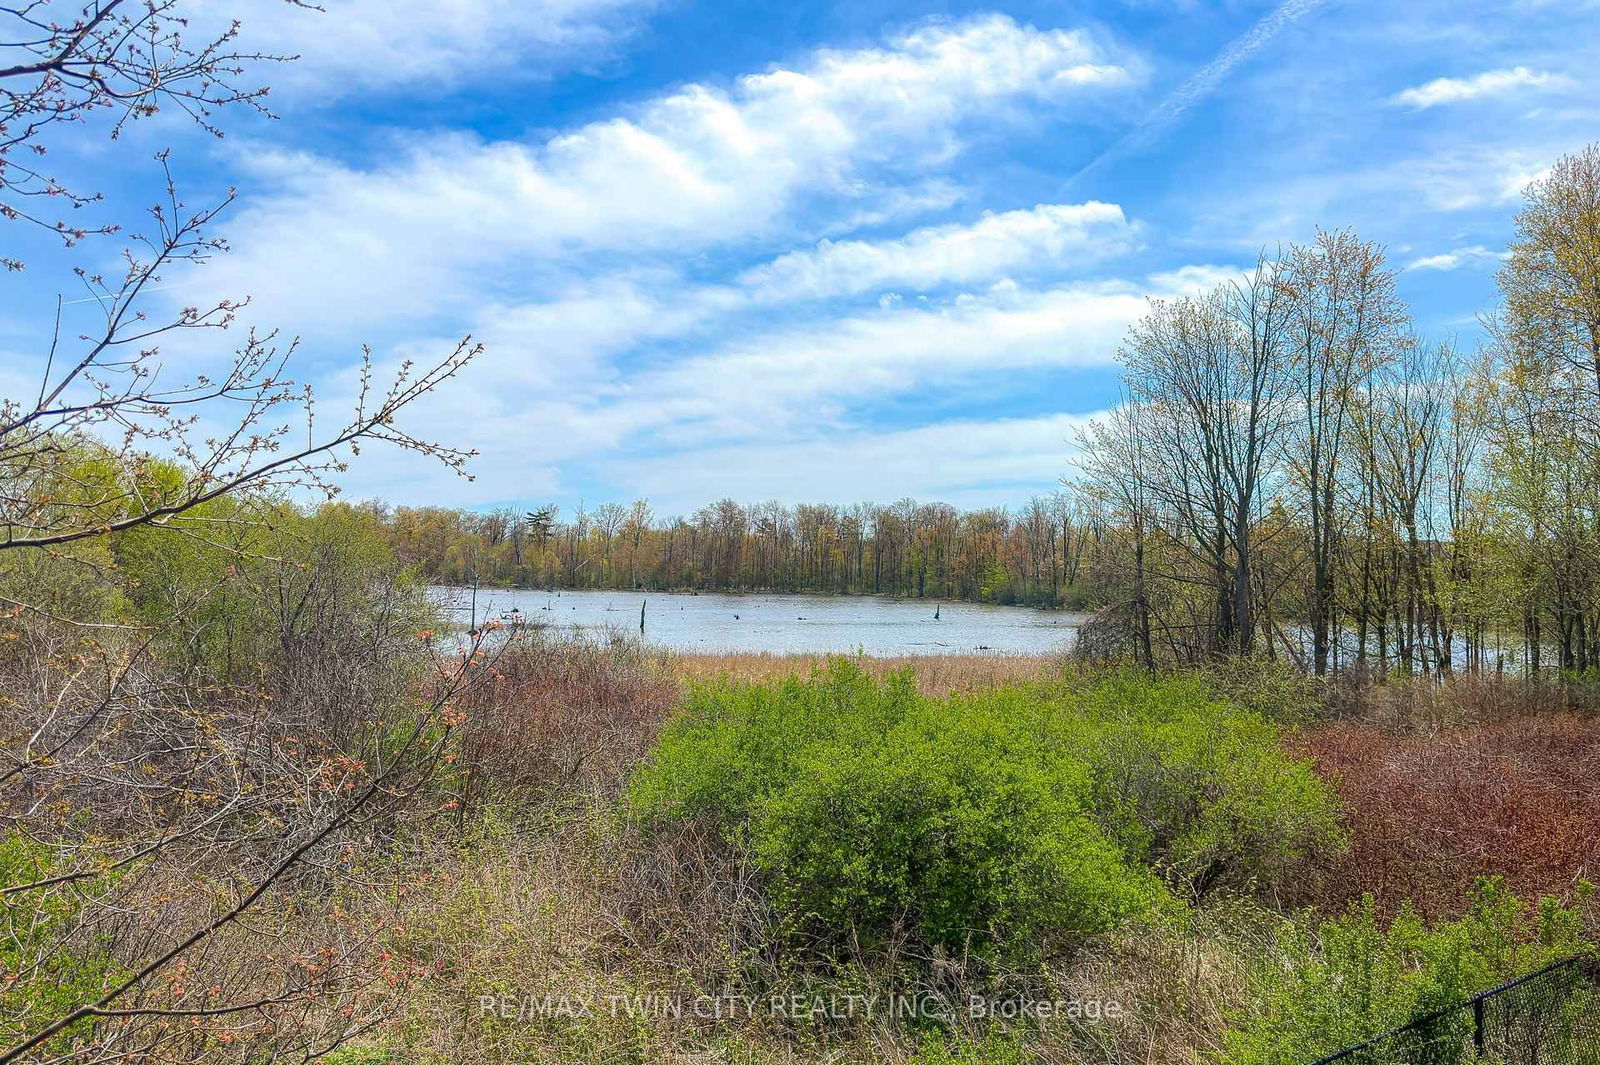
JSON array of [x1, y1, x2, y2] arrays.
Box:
[[737, 202, 1135, 300], [471, 278, 743, 381], [426, 200, 1141, 381], [1390, 147, 1553, 211], [1144, 263, 1247, 294], [604, 413, 1099, 512], [254, 189, 1154, 507], [1391, 67, 1573, 109], [322, 273, 1164, 505], [225, 0, 660, 94], [571, 279, 1152, 446], [1492, 165, 1552, 205], [1405, 245, 1509, 271], [190, 15, 1134, 337]]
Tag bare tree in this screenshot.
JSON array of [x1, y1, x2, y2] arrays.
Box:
[[1499, 144, 1600, 441], [1115, 257, 1295, 656], [1077, 395, 1157, 667], [1283, 229, 1407, 673], [2, 0, 310, 268], [1363, 340, 1453, 674], [0, 5, 490, 1060]]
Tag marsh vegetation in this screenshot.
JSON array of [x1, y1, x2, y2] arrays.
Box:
[[5, 4, 1600, 1063]]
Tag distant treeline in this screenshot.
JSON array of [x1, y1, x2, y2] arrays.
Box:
[[369, 144, 1600, 680], [365, 494, 1097, 608]]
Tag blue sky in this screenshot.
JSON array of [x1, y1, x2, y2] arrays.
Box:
[[3, 0, 1597, 516]]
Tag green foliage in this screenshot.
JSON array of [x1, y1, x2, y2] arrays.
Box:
[[751, 689, 1157, 954], [114, 498, 435, 682], [0, 441, 151, 626], [1220, 878, 1594, 1064], [1192, 658, 1327, 725], [628, 661, 921, 829], [0, 832, 126, 1053], [978, 558, 1014, 604], [631, 663, 1339, 960], [910, 1032, 1033, 1065], [0, 535, 128, 625], [1073, 671, 1343, 899]]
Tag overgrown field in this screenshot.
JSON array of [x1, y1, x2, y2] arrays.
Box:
[[7, 520, 1600, 1065]]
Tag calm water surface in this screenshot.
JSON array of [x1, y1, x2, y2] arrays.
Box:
[[430, 586, 1083, 656]]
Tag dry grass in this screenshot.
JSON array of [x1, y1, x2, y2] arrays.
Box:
[[372, 806, 776, 1064], [671, 652, 1062, 696], [1318, 669, 1600, 729], [450, 631, 681, 816], [343, 800, 1253, 1065], [31, 632, 1593, 1065]]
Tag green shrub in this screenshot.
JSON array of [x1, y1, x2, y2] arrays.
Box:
[[631, 662, 1339, 960], [1073, 672, 1342, 900], [0, 833, 127, 1054], [115, 497, 435, 685], [910, 1031, 1033, 1065], [751, 689, 1159, 953], [627, 659, 920, 830], [1220, 878, 1594, 1064]]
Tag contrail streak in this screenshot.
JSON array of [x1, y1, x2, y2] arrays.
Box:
[[1067, 0, 1333, 189]]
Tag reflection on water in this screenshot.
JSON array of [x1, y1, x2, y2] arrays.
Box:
[[430, 586, 1083, 657]]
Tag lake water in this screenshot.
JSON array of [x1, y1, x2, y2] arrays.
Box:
[[430, 586, 1083, 656]]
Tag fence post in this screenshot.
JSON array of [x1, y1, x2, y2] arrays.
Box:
[[1472, 996, 1486, 1057]]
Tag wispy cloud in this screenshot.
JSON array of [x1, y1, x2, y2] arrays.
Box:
[[186, 15, 1134, 337], [604, 413, 1101, 512], [219, 0, 663, 95], [737, 202, 1135, 301], [1405, 245, 1510, 271], [1391, 67, 1573, 109], [1394, 148, 1552, 211], [326, 269, 1198, 505], [1069, 0, 1332, 184]]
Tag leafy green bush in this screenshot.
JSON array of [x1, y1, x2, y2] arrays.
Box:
[[634, 661, 1148, 956], [1220, 878, 1594, 1064], [630, 662, 1339, 959], [1072, 671, 1343, 900], [627, 659, 920, 830], [752, 688, 1158, 953], [0, 832, 127, 1054]]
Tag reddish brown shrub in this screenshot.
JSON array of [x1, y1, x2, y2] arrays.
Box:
[[1294, 715, 1600, 916], [451, 631, 679, 815]]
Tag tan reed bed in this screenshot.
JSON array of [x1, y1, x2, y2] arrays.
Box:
[[669, 650, 1063, 696]]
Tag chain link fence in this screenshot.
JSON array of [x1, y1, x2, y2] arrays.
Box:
[[1308, 956, 1600, 1065]]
